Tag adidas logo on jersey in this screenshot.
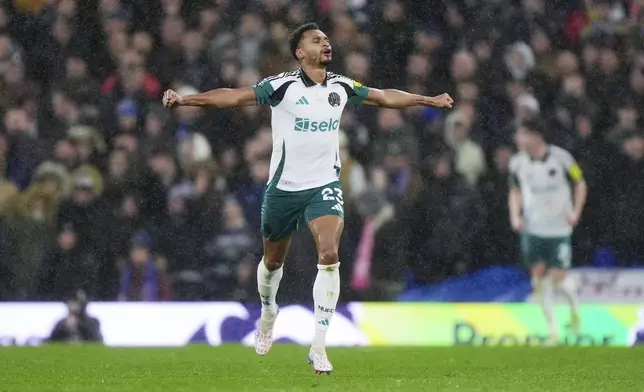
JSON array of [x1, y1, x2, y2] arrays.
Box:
[[331, 203, 344, 213], [296, 96, 310, 105]]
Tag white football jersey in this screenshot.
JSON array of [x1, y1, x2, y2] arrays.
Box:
[[509, 145, 584, 237], [252, 69, 369, 192]]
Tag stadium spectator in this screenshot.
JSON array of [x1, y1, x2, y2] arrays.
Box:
[[102, 49, 160, 130], [47, 86, 76, 134], [1, 179, 56, 300], [343, 51, 370, 88], [0, 177, 18, 219], [338, 130, 367, 206], [607, 98, 640, 144], [0, 56, 39, 112], [372, 108, 418, 166], [235, 158, 269, 232], [504, 42, 536, 82], [4, 106, 46, 189], [150, 16, 185, 87], [67, 125, 107, 169], [189, 159, 224, 234], [39, 223, 100, 300], [629, 53, 644, 110], [172, 86, 210, 142], [203, 197, 255, 301], [54, 54, 101, 122], [158, 182, 203, 273], [444, 110, 486, 187], [352, 167, 396, 297], [409, 151, 487, 284], [568, 111, 618, 265], [449, 50, 477, 90], [611, 130, 644, 265], [103, 148, 135, 204], [118, 232, 172, 301], [339, 111, 370, 164], [144, 148, 179, 222], [0, 171, 18, 299], [372, 0, 414, 88], [108, 190, 151, 259], [178, 30, 216, 91], [479, 143, 517, 265], [142, 103, 172, 154]]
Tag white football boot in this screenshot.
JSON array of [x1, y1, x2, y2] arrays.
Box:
[[308, 349, 333, 375], [254, 306, 278, 356]]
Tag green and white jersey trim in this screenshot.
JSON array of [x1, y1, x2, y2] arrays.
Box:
[[252, 69, 369, 192]]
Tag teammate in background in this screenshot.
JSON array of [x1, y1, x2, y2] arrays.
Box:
[[163, 22, 453, 373], [508, 120, 587, 344]]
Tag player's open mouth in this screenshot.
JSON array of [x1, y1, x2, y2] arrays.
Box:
[[323, 49, 332, 56]]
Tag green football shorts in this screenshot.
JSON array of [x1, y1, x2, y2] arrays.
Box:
[[260, 180, 344, 241], [520, 233, 572, 269]]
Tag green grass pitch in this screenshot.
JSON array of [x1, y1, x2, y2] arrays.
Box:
[[0, 345, 642, 391]]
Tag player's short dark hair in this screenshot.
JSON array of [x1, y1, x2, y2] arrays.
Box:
[[518, 119, 547, 139], [288, 22, 320, 60]]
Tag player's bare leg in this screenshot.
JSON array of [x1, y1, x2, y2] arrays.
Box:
[[532, 262, 558, 344], [551, 267, 580, 335], [255, 236, 291, 355], [307, 215, 343, 374], [531, 262, 547, 296]]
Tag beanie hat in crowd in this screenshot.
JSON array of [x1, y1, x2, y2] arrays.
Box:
[[117, 99, 138, 118], [504, 41, 535, 80], [131, 231, 152, 249], [516, 93, 541, 115], [168, 182, 196, 202], [68, 125, 107, 154]]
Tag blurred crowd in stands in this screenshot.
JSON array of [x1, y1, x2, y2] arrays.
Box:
[[0, 0, 643, 302]]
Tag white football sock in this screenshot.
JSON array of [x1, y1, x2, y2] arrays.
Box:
[[541, 277, 558, 337], [556, 275, 579, 313], [257, 258, 283, 333], [312, 263, 340, 353]]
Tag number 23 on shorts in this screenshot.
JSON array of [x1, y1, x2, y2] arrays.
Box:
[[321, 187, 343, 204], [320, 186, 344, 215]]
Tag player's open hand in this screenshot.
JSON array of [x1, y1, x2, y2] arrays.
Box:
[[163, 89, 183, 108], [430, 93, 454, 109], [567, 211, 581, 227]]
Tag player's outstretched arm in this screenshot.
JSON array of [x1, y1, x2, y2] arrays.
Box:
[[363, 88, 453, 109], [162, 87, 256, 109]]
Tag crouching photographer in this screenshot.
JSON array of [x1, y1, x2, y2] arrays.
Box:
[[48, 291, 102, 343]]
